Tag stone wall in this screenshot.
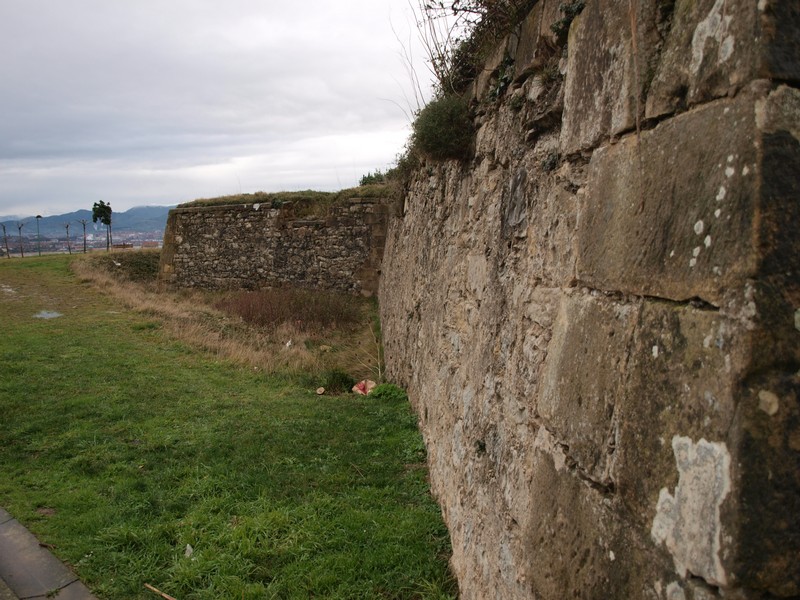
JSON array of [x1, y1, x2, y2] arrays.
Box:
[[159, 197, 390, 295], [379, 1, 799, 598]]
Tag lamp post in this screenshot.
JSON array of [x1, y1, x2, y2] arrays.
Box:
[[17, 222, 24, 258], [36, 215, 42, 256], [79, 219, 88, 253], [64, 223, 72, 255], [1, 224, 10, 259]]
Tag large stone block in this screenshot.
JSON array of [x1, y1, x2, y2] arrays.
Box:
[[519, 438, 676, 599], [577, 91, 759, 305], [646, 0, 799, 120], [538, 293, 638, 484], [523, 179, 579, 287], [646, 0, 758, 119], [614, 302, 747, 533], [513, 0, 565, 80], [608, 300, 795, 595], [560, 0, 664, 154], [496, 159, 579, 287]]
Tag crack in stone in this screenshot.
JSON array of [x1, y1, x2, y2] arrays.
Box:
[[538, 423, 617, 495]]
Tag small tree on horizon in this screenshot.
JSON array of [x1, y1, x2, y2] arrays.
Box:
[[92, 201, 112, 251]]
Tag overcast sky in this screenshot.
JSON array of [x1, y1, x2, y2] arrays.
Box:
[[0, 1, 434, 218]]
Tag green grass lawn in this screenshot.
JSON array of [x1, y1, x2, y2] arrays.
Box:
[[0, 255, 456, 599]]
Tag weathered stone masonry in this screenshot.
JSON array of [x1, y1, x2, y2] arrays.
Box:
[[380, 1, 799, 599], [159, 198, 390, 295]]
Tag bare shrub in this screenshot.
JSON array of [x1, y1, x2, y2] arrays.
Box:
[[416, 0, 537, 94], [214, 287, 364, 333], [92, 249, 161, 282]]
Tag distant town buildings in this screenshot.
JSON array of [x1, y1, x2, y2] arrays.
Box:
[[0, 230, 163, 257]]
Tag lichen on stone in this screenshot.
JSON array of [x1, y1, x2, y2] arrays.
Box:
[[651, 436, 732, 586]]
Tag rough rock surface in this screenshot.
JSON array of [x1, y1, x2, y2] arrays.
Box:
[[159, 198, 390, 295], [379, 1, 799, 598]]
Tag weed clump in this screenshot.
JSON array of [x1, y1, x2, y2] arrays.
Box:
[[319, 369, 356, 394], [359, 170, 387, 186], [412, 94, 474, 161], [551, 0, 586, 42], [369, 383, 408, 403], [89, 249, 161, 282]]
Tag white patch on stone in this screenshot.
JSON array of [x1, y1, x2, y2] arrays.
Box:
[[742, 165, 750, 176], [719, 36, 735, 62], [670, 250, 676, 258], [252, 203, 260, 211], [609, 550, 616, 561], [666, 582, 687, 600], [703, 334, 713, 349], [651, 436, 731, 586], [742, 283, 758, 324], [714, 208, 722, 218], [689, 258, 697, 268], [653, 345, 660, 358], [690, 0, 734, 74], [694, 220, 704, 235], [756, 87, 800, 142], [704, 235, 712, 248], [712, 266, 722, 276], [692, 247, 701, 258], [716, 186, 726, 201], [758, 390, 780, 416], [795, 308, 800, 331], [758, 0, 768, 10], [0, 284, 16, 294], [726, 155, 734, 163], [725, 166, 735, 178]]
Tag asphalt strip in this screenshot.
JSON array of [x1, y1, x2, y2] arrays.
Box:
[[0, 508, 97, 600]]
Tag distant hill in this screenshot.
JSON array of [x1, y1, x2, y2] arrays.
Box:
[[0, 205, 175, 238]]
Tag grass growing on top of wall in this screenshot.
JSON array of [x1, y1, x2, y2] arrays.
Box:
[[0, 254, 457, 599], [179, 184, 396, 218], [180, 190, 332, 209]]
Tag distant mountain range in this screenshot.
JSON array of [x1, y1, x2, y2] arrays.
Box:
[[0, 205, 175, 238]]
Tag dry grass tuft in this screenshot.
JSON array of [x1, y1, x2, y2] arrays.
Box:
[[214, 287, 362, 332], [72, 252, 383, 381]]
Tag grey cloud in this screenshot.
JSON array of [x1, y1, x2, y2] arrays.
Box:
[[0, 0, 429, 216]]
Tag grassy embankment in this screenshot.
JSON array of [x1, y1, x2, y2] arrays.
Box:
[[0, 253, 456, 599]]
